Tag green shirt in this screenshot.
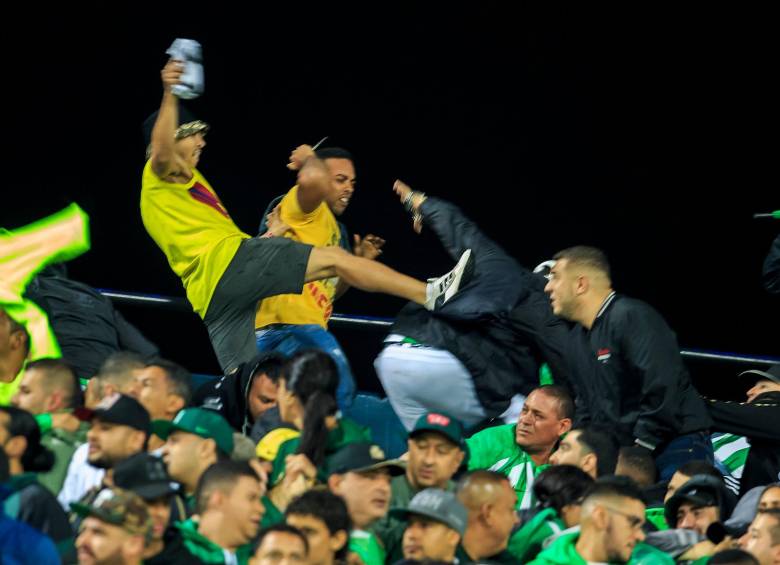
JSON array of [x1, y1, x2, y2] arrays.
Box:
[[349, 529, 385, 565], [38, 423, 87, 495], [466, 423, 546, 509], [529, 531, 674, 565], [177, 518, 254, 565], [507, 507, 566, 563], [270, 417, 371, 485]]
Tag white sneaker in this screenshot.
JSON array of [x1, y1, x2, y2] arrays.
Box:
[[424, 249, 474, 311]]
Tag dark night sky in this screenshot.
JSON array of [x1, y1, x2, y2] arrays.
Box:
[[2, 4, 777, 382]]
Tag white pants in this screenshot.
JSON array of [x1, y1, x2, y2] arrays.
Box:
[[375, 343, 525, 431]]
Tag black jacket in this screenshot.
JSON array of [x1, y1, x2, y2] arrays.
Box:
[[568, 293, 712, 449], [24, 265, 158, 379], [707, 390, 780, 495], [763, 234, 780, 295], [193, 352, 280, 434], [390, 197, 572, 417]]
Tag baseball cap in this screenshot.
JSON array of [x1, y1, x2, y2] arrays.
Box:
[[256, 427, 301, 461], [71, 487, 152, 539], [409, 411, 465, 448], [390, 488, 468, 536], [142, 104, 209, 148], [113, 453, 178, 501], [665, 474, 736, 528], [151, 408, 234, 456], [739, 364, 780, 387], [326, 443, 406, 477], [75, 393, 150, 435]]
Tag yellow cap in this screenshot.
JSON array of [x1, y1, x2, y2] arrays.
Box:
[[256, 427, 301, 461]]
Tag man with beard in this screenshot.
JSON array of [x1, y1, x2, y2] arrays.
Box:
[[528, 476, 647, 565], [72, 487, 152, 565], [70, 394, 150, 530]]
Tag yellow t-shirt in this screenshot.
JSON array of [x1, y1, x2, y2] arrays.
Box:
[[140, 160, 249, 317], [255, 186, 340, 328]]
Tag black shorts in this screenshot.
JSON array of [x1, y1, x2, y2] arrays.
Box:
[[203, 236, 313, 372]]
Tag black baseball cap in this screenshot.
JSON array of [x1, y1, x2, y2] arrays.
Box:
[[326, 443, 406, 477], [75, 393, 150, 435], [739, 364, 780, 388], [113, 453, 178, 501], [665, 474, 736, 527]]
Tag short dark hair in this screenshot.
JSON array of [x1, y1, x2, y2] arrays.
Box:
[[286, 489, 351, 560], [534, 465, 594, 515], [256, 523, 309, 556], [253, 352, 286, 385], [709, 548, 760, 565], [676, 460, 722, 482], [0, 406, 55, 473], [1, 309, 30, 356], [616, 446, 657, 487], [315, 147, 354, 163], [576, 427, 620, 477], [584, 475, 645, 506], [553, 246, 611, 280], [195, 460, 259, 514], [25, 358, 81, 409], [535, 385, 575, 420], [145, 357, 192, 405], [97, 351, 146, 387]]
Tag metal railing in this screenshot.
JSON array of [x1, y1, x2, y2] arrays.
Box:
[[99, 289, 780, 366]]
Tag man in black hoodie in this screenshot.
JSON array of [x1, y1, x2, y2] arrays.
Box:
[[193, 352, 286, 436], [706, 364, 780, 495]]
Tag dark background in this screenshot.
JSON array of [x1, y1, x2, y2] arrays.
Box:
[[3, 4, 776, 399]]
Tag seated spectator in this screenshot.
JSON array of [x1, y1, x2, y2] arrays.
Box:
[[285, 489, 351, 565], [740, 509, 780, 565], [0, 447, 60, 564], [72, 486, 152, 565], [153, 408, 234, 509], [251, 523, 309, 565], [616, 445, 667, 531], [456, 470, 518, 564], [394, 488, 466, 564], [10, 357, 85, 494], [665, 474, 736, 537], [528, 476, 647, 565], [177, 461, 265, 565], [759, 485, 780, 512], [665, 460, 724, 503], [194, 351, 285, 436], [508, 465, 594, 563], [372, 411, 466, 563], [60, 352, 147, 509], [706, 364, 780, 495], [113, 452, 191, 564], [267, 350, 371, 501], [326, 442, 405, 565], [128, 358, 192, 450], [465, 385, 573, 509], [23, 263, 159, 381], [0, 405, 74, 560], [549, 426, 619, 479]]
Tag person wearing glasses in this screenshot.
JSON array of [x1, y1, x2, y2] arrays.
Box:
[[529, 476, 655, 565]]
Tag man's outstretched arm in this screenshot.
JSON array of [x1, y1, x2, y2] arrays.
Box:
[[150, 59, 188, 179]]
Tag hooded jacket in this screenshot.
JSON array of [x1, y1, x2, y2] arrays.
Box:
[[193, 352, 285, 435]]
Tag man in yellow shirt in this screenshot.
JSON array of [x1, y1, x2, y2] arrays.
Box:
[[141, 58, 473, 374], [255, 146, 383, 409]]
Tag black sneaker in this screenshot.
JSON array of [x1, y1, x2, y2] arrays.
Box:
[[424, 249, 475, 311]]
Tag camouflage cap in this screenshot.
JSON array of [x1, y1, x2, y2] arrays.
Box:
[[71, 487, 152, 539]]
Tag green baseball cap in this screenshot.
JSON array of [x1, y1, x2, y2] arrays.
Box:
[[409, 411, 465, 448], [70, 487, 152, 539], [151, 408, 234, 456]]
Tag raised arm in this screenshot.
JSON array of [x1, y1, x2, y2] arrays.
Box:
[[287, 144, 332, 214], [149, 59, 189, 179]]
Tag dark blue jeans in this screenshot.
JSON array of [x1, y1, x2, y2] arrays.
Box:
[[256, 324, 356, 409], [654, 431, 714, 481]]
